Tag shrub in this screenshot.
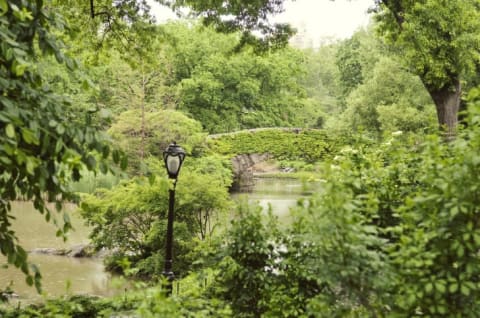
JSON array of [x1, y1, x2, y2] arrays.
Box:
[[79, 158, 232, 278]]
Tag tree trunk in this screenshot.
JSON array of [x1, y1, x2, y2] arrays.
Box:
[[428, 78, 461, 139], [140, 65, 146, 163]]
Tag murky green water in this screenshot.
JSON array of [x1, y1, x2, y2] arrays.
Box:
[[0, 202, 112, 303], [1, 178, 313, 303], [232, 177, 315, 219]]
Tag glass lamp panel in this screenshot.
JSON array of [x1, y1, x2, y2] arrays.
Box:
[[166, 156, 181, 176]]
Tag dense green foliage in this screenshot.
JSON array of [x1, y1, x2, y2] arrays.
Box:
[[207, 129, 338, 163], [108, 109, 206, 172], [4, 91, 480, 315], [0, 0, 125, 291], [374, 0, 480, 132], [2, 0, 480, 316], [340, 57, 437, 134], [202, 91, 480, 317], [160, 0, 294, 50], [160, 23, 317, 133], [79, 157, 232, 278]]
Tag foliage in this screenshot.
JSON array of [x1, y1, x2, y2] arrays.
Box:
[[283, 134, 425, 316], [0, 0, 125, 291], [374, 0, 480, 131], [108, 109, 206, 173], [69, 170, 124, 194], [335, 35, 364, 100], [161, 23, 312, 133], [0, 281, 231, 317], [388, 88, 480, 316], [374, 0, 480, 91], [209, 202, 310, 318], [79, 158, 232, 278], [207, 129, 338, 163], [299, 46, 341, 126], [160, 0, 294, 50], [339, 57, 436, 134]]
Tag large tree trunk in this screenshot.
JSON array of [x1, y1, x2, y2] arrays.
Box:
[[427, 78, 461, 138]]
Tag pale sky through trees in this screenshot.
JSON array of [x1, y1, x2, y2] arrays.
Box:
[[148, 0, 374, 47], [275, 0, 374, 46]]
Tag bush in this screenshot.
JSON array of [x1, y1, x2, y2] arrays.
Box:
[[79, 158, 232, 278]]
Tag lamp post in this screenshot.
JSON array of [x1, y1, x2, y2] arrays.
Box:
[[162, 141, 186, 296]]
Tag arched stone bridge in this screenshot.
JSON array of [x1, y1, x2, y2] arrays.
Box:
[[229, 153, 271, 192], [208, 128, 317, 192]]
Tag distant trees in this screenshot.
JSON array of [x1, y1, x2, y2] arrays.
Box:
[[302, 29, 437, 136], [164, 0, 480, 134], [160, 23, 315, 133]]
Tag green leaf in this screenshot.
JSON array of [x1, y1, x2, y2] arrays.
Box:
[[86, 155, 96, 170], [26, 275, 33, 286], [112, 150, 120, 164], [56, 124, 65, 135], [435, 281, 446, 293], [21, 128, 39, 145], [120, 155, 128, 170], [425, 282, 433, 293], [5, 123, 15, 138], [449, 282, 458, 293], [26, 157, 36, 175], [99, 161, 108, 174], [12, 59, 28, 76], [0, 0, 7, 15]]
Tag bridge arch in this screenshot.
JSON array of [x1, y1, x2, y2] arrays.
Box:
[[207, 127, 333, 192]]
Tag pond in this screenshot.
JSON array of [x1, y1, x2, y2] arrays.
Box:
[[0, 202, 112, 303], [232, 177, 313, 220], [0, 177, 314, 303]]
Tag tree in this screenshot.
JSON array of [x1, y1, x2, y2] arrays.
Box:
[[158, 0, 294, 50], [0, 0, 124, 291], [341, 56, 436, 134], [336, 36, 364, 101], [373, 0, 480, 135], [108, 109, 206, 173], [160, 23, 311, 133]]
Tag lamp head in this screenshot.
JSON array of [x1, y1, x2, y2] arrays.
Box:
[[163, 142, 186, 179]]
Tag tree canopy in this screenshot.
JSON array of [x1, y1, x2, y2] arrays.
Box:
[[0, 0, 125, 291], [374, 0, 480, 134]]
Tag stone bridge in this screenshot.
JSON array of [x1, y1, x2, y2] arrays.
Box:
[[208, 128, 315, 192], [230, 153, 271, 192]]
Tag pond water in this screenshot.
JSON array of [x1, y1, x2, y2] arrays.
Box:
[[0, 202, 112, 303], [0, 178, 313, 304], [232, 177, 312, 219]]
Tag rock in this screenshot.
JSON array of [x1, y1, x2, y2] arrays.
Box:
[[67, 244, 90, 257], [30, 247, 68, 256], [30, 244, 96, 258]]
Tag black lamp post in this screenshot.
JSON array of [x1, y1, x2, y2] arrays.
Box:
[[162, 141, 186, 295]]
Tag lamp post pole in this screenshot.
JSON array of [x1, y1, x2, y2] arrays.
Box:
[[162, 142, 186, 296], [163, 180, 176, 295]]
